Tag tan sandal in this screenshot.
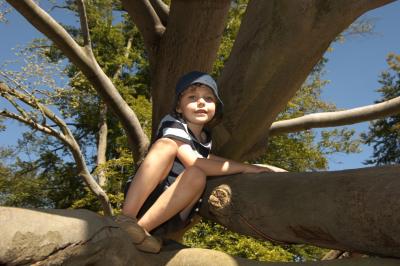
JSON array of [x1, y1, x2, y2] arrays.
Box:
[[135, 233, 162, 253], [114, 214, 146, 244], [114, 214, 162, 253]]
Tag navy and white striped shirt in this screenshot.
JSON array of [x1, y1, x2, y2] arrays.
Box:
[[155, 114, 212, 185]]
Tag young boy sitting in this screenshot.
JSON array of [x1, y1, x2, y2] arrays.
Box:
[[116, 71, 271, 253]]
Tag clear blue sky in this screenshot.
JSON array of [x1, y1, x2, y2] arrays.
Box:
[[321, 1, 400, 170], [1, 1, 399, 170]]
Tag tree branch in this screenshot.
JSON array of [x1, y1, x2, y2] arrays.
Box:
[[76, 0, 92, 49], [269, 96, 400, 136], [213, 0, 396, 160], [2, 207, 400, 265], [6, 0, 150, 161], [201, 165, 400, 258], [1, 93, 30, 119], [321, 250, 345, 260], [0, 82, 69, 136], [0, 82, 113, 216], [121, 0, 165, 63], [95, 104, 108, 187], [0, 109, 61, 138], [149, 0, 169, 26]]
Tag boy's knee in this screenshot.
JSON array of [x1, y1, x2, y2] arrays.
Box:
[[152, 138, 178, 156], [184, 166, 206, 188]]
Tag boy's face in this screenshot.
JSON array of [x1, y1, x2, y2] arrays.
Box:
[[176, 85, 216, 126]]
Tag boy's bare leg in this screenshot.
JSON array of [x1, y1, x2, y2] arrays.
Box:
[[122, 138, 178, 218], [138, 166, 206, 232]]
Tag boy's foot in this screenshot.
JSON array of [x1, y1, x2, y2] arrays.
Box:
[[114, 214, 146, 244], [113, 214, 162, 253], [135, 233, 162, 253]]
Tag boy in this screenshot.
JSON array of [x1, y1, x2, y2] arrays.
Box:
[[116, 71, 271, 253]]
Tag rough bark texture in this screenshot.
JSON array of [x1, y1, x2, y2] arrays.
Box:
[[201, 165, 400, 258], [2, 207, 400, 265], [0, 207, 145, 266]]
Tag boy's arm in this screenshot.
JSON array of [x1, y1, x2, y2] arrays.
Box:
[[175, 141, 271, 176], [209, 154, 287, 172]]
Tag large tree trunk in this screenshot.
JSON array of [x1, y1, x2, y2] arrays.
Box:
[[201, 165, 400, 258], [121, 0, 231, 136], [150, 0, 231, 135]]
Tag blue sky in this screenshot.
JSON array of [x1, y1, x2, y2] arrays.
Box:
[[321, 1, 400, 169], [1, 1, 399, 170]]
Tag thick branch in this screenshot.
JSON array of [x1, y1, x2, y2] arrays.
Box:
[[121, 0, 165, 63], [269, 96, 400, 136], [6, 0, 149, 161], [2, 207, 400, 265], [149, 0, 169, 26], [214, 0, 396, 160], [201, 165, 400, 258]]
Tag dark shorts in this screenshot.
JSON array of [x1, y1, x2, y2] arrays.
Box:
[[123, 176, 202, 235]]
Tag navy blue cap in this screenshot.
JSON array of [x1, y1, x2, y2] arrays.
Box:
[[175, 71, 223, 110]]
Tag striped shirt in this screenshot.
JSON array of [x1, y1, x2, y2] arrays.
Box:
[[155, 114, 212, 185]]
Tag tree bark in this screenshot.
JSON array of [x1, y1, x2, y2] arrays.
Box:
[[201, 165, 400, 258], [268, 95, 400, 136], [121, 0, 165, 65], [96, 103, 108, 187], [2, 207, 400, 266], [132, 0, 231, 135], [213, 0, 395, 160]]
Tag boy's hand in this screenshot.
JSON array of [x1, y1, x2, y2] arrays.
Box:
[[242, 163, 288, 173], [243, 164, 273, 174]]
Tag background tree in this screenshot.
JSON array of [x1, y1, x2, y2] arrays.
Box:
[[362, 53, 400, 165]]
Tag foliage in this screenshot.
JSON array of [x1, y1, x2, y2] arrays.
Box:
[[183, 220, 328, 262], [0, 132, 87, 208], [261, 73, 360, 172], [362, 53, 400, 165], [0, 0, 11, 23]]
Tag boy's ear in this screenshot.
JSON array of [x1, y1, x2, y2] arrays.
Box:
[[176, 104, 182, 113]]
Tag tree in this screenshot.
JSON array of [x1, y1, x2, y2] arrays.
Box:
[[1, 0, 400, 265], [363, 53, 400, 165]]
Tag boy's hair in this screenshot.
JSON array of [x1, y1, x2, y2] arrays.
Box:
[[172, 71, 223, 126]]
